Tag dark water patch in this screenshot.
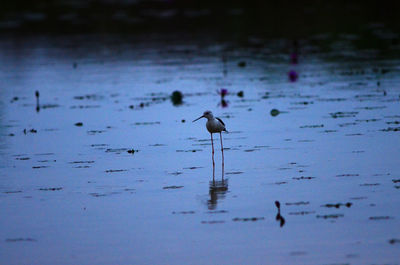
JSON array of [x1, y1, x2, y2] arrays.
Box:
[[322, 202, 352, 208], [336, 174, 359, 178], [321, 130, 338, 133], [176, 149, 202, 152], [273, 181, 287, 185], [345, 253, 359, 259], [254, 145, 270, 149], [355, 94, 383, 100], [226, 171, 243, 175], [127, 149, 138, 154], [134, 122, 161, 125], [87, 130, 106, 135], [345, 133, 363, 136], [278, 167, 292, 170], [360, 183, 380, 186], [293, 176, 315, 180], [316, 214, 344, 219], [394, 186, 400, 189], [286, 201, 309, 206], [105, 148, 128, 154], [387, 121, 400, 125], [89, 192, 121, 197], [355, 106, 386, 110], [105, 169, 127, 173], [169, 171, 183, 176], [37, 160, 56, 163], [69, 161, 95, 164], [232, 217, 265, 222], [194, 139, 210, 142], [39, 187, 62, 191], [317, 98, 347, 102], [91, 144, 109, 147], [339, 70, 366, 76], [74, 122, 83, 127], [291, 101, 314, 105], [183, 166, 203, 170], [330, 111, 358, 118], [16, 157, 30, 160], [270, 109, 280, 117], [372, 173, 390, 176], [201, 220, 225, 224], [10, 96, 20, 103], [381, 97, 400, 103], [385, 115, 400, 119], [23, 128, 37, 134], [355, 119, 381, 123], [163, 185, 184, 190], [300, 124, 324, 128], [41, 104, 60, 109], [5, 238, 37, 243], [392, 179, 400, 183], [244, 149, 260, 152], [3, 190, 22, 194], [207, 210, 228, 214], [74, 94, 104, 100], [74, 166, 91, 168], [3, 124, 18, 129], [338, 122, 358, 127], [32, 166, 48, 169], [297, 139, 314, 143], [172, 211, 195, 215], [70, 105, 101, 109], [381, 127, 400, 132], [149, 143, 166, 146], [350, 196, 367, 200], [352, 150, 365, 153], [388, 239, 400, 245], [289, 211, 315, 215], [369, 216, 393, 220]]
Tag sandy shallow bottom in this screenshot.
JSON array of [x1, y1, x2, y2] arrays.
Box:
[[0, 33, 399, 264]]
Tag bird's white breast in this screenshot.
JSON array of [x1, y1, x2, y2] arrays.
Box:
[[206, 119, 225, 133]]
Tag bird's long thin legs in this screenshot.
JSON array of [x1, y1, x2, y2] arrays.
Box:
[[211, 133, 215, 179], [220, 132, 224, 178]]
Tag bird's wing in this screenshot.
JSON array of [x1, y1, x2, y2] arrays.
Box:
[[216, 117, 225, 126]]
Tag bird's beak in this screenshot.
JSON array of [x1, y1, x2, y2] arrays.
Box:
[[192, 115, 204, 122]]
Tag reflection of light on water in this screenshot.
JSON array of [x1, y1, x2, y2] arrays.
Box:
[[207, 178, 228, 210]]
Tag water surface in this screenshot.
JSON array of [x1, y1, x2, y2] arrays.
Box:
[[0, 32, 400, 264]]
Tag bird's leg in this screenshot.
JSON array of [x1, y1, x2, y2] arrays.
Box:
[[211, 133, 215, 169], [220, 132, 224, 179]]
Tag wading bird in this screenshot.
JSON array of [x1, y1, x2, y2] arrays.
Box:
[[193, 111, 227, 174]]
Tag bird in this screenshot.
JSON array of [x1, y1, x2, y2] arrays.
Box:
[[193, 110, 227, 174]]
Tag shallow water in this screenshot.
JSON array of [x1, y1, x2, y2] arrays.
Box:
[[1, 33, 400, 264]]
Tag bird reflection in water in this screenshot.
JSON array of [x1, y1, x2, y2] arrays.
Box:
[[207, 178, 229, 210], [275, 201, 286, 227], [218, 98, 229, 108], [217, 88, 229, 108], [35, 90, 40, 112]]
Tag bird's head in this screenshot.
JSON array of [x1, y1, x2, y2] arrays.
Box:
[[193, 110, 213, 122]]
